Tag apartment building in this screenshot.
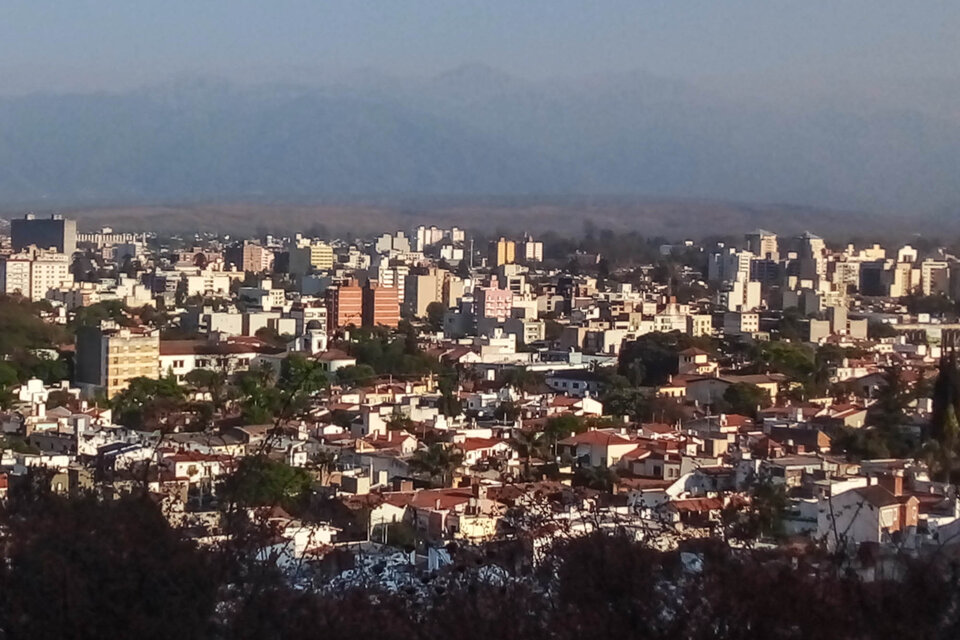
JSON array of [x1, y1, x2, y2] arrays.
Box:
[[327, 282, 364, 329], [75, 322, 160, 398], [0, 247, 73, 301], [362, 281, 400, 328], [488, 237, 516, 267]]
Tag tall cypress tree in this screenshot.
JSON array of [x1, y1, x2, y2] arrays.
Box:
[[929, 353, 960, 479]]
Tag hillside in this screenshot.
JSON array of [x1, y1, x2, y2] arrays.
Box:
[[38, 198, 935, 242], [0, 70, 958, 215]]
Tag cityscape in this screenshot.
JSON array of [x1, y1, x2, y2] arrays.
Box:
[[1, 2, 959, 638], [2, 212, 960, 635]]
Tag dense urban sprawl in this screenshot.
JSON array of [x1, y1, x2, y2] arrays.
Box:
[[1, 215, 960, 636]]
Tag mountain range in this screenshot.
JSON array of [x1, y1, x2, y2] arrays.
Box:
[[0, 65, 958, 216]]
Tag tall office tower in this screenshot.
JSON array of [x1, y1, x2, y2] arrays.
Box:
[[11, 213, 77, 255]]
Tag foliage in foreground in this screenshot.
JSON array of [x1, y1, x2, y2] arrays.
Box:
[[0, 482, 958, 640]]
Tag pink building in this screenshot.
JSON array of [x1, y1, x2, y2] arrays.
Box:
[[475, 279, 513, 321]]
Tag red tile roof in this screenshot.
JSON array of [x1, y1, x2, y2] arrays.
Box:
[[558, 429, 633, 447]]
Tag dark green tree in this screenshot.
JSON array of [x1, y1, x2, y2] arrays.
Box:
[[928, 354, 960, 480], [221, 456, 313, 509], [408, 443, 463, 488], [721, 382, 770, 418]]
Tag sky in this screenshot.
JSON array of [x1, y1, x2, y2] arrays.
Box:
[[0, 1, 957, 92]]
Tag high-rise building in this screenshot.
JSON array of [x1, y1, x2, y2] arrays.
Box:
[[795, 231, 826, 283], [519, 235, 544, 263], [0, 247, 73, 301], [11, 214, 77, 255], [488, 237, 516, 267], [290, 240, 334, 274], [326, 282, 364, 329], [226, 241, 274, 273], [75, 322, 160, 398], [404, 269, 444, 317], [921, 260, 950, 296], [745, 229, 779, 261], [708, 248, 753, 283], [475, 278, 514, 321], [362, 281, 400, 328]]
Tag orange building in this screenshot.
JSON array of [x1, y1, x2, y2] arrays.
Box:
[[362, 280, 400, 328], [326, 282, 363, 329]]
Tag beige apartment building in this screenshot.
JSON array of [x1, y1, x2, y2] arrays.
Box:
[[75, 321, 160, 398]]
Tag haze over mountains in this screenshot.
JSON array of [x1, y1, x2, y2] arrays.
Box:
[[1, 64, 958, 216]]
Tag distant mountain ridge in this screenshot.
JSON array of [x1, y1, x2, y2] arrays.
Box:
[[0, 66, 958, 215]]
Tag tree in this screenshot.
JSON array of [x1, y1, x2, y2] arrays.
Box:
[[616, 332, 695, 386], [221, 456, 313, 509], [0, 490, 220, 639], [870, 366, 911, 431], [277, 354, 328, 416], [500, 368, 545, 394], [573, 464, 618, 492], [336, 364, 377, 387], [425, 301, 445, 331], [236, 364, 282, 425], [184, 369, 230, 415], [602, 387, 648, 420], [72, 300, 130, 329], [721, 383, 770, 418], [928, 354, 960, 480], [494, 401, 521, 422], [0, 362, 18, 411], [436, 367, 462, 418], [111, 374, 186, 430], [408, 443, 463, 488], [868, 321, 899, 340], [511, 430, 547, 479]]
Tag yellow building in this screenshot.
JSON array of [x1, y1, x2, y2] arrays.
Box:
[[488, 237, 516, 267], [75, 322, 160, 398]]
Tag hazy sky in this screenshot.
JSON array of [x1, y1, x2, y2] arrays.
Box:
[[0, 1, 957, 91]]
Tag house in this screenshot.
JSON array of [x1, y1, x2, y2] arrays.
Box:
[[544, 370, 606, 398], [685, 373, 784, 406], [762, 455, 836, 487], [159, 336, 286, 382], [160, 450, 232, 483], [818, 474, 920, 552], [393, 486, 504, 542], [814, 403, 869, 429], [677, 348, 717, 375], [684, 413, 753, 437], [356, 431, 419, 456], [557, 429, 638, 468], [656, 496, 728, 533], [456, 437, 513, 466], [767, 426, 832, 454], [544, 394, 604, 417], [315, 349, 358, 374], [252, 506, 340, 569]]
